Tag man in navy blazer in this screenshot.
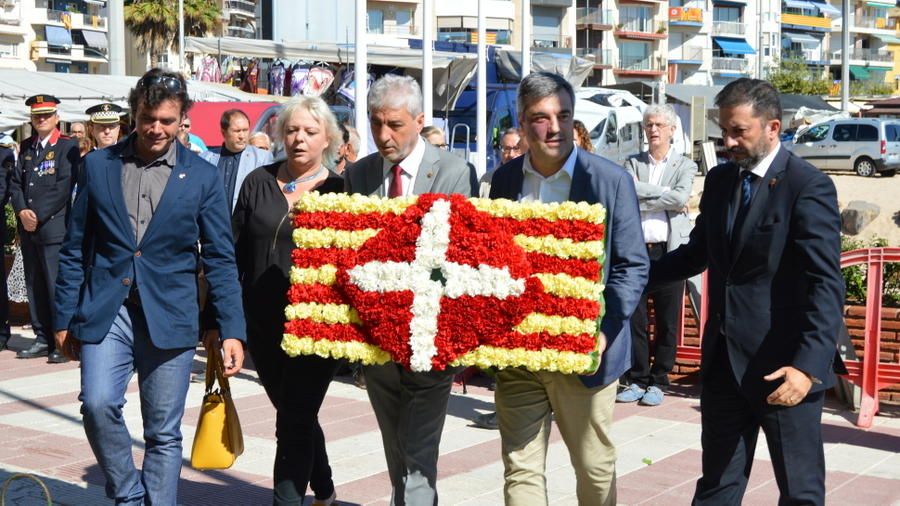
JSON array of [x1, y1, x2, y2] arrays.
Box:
[[54, 69, 246, 506], [652, 79, 843, 505], [489, 72, 648, 506]]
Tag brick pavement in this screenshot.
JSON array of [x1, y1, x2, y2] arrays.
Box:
[[0, 328, 898, 506]]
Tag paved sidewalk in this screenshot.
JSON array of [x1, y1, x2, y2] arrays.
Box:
[[0, 328, 898, 505]]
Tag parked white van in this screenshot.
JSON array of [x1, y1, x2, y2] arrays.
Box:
[[787, 118, 899, 177]]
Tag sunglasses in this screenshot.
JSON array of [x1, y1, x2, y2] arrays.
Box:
[[138, 75, 184, 92]]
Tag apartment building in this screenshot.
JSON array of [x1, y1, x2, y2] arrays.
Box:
[[829, 0, 897, 88], [781, 0, 837, 77], [222, 0, 259, 39], [0, 0, 109, 73]]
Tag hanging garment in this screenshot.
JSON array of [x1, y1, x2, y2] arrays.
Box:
[[198, 55, 222, 83], [303, 66, 335, 97], [241, 60, 259, 93], [289, 64, 309, 97], [269, 61, 286, 96]]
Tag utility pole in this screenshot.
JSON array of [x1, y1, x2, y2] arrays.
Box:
[[178, 0, 185, 73], [108, 0, 125, 75], [841, 0, 850, 113]]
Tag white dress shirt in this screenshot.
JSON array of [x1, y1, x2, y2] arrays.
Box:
[[381, 136, 426, 197], [519, 145, 578, 204], [641, 150, 671, 244]]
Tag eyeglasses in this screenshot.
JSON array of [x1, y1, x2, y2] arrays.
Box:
[[138, 75, 184, 92], [500, 146, 521, 153], [644, 122, 670, 131]]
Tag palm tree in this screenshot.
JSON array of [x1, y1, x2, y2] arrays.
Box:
[[124, 0, 222, 66]]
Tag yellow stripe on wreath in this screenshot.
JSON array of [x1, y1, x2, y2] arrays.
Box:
[[471, 198, 605, 224], [284, 302, 361, 325], [282, 334, 392, 365], [293, 228, 380, 249], [513, 234, 603, 260], [514, 313, 598, 336], [451, 345, 596, 374], [534, 273, 604, 300], [290, 265, 338, 286], [295, 192, 416, 215]]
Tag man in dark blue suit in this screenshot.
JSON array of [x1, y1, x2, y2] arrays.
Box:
[[489, 72, 649, 506], [54, 69, 246, 506], [653, 79, 843, 505]]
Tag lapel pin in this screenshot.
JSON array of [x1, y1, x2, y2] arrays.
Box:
[[178, 173, 186, 179], [427, 172, 433, 178], [768, 178, 777, 189]]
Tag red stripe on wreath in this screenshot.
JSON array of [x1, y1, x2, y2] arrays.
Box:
[[287, 284, 345, 305], [293, 211, 396, 231], [527, 293, 601, 320], [493, 331, 599, 354], [284, 320, 367, 343], [526, 252, 601, 281], [493, 217, 605, 243], [292, 248, 352, 268]]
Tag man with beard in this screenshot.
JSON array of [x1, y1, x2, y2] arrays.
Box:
[[652, 78, 843, 505]]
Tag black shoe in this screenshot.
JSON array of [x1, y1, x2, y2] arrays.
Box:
[[47, 350, 70, 364], [352, 368, 366, 389], [0, 339, 8, 352], [16, 342, 49, 359]]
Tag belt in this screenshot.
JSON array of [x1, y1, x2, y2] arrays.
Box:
[[125, 288, 142, 308]]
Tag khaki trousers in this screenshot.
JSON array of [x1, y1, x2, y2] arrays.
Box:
[[495, 368, 618, 506]]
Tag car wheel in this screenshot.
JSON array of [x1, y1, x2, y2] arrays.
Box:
[[881, 169, 896, 177], [854, 157, 876, 177]]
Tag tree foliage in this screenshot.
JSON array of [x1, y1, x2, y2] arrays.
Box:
[[124, 0, 221, 59], [767, 58, 832, 95]]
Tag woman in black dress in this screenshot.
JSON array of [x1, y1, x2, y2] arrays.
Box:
[[232, 95, 344, 506]]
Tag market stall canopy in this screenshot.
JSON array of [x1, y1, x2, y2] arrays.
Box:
[[494, 50, 594, 88], [0, 69, 274, 130], [184, 36, 479, 110]]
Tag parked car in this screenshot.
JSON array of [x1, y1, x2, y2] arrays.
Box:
[[786, 118, 899, 177]]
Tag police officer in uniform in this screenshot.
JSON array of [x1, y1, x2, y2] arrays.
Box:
[[9, 95, 79, 362], [0, 135, 14, 351], [85, 103, 124, 150]]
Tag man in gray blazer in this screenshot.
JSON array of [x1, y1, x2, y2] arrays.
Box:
[[618, 103, 696, 406], [200, 109, 273, 211], [344, 74, 477, 506]]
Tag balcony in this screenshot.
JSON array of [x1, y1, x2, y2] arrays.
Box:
[[31, 8, 107, 31], [224, 0, 256, 19], [613, 55, 666, 76], [367, 24, 419, 36], [856, 16, 892, 30], [781, 13, 832, 30], [576, 7, 613, 30], [830, 47, 893, 64], [226, 25, 255, 38], [711, 56, 749, 74], [576, 47, 613, 68], [782, 49, 828, 64], [669, 45, 705, 63], [711, 20, 745, 37], [30, 40, 107, 63], [614, 18, 668, 40]]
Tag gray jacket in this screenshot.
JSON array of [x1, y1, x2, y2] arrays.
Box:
[[344, 141, 478, 197], [624, 150, 696, 251], [201, 145, 273, 211]]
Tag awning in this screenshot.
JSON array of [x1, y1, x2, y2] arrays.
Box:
[[45, 26, 73, 49], [712, 37, 756, 55], [79, 30, 108, 50], [784, 0, 817, 10], [783, 32, 821, 45], [865, 1, 895, 8], [850, 65, 871, 80], [876, 33, 900, 44], [810, 1, 841, 16]]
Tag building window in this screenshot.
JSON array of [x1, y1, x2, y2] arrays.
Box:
[[367, 9, 384, 34], [620, 41, 651, 70], [713, 6, 741, 23]]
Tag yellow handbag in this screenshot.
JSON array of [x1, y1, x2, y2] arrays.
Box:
[[190, 337, 244, 470]]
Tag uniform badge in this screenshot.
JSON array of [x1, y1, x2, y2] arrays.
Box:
[[24, 155, 32, 161], [47, 167, 56, 175], [46, 151, 55, 161], [36, 95, 44, 103], [102, 104, 110, 112]]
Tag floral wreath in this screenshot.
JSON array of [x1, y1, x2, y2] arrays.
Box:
[[282, 192, 606, 374]]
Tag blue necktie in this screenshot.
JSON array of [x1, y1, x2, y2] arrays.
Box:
[[732, 171, 756, 238]]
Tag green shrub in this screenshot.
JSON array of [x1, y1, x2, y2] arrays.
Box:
[[841, 235, 900, 307], [4, 204, 14, 255]]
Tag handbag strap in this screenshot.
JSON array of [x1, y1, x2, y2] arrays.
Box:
[[204, 337, 231, 394]]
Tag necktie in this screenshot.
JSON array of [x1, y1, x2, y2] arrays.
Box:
[[732, 171, 756, 237], [388, 164, 403, 198]]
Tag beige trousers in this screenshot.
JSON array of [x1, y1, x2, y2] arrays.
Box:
[[495, 368, 618, 506]]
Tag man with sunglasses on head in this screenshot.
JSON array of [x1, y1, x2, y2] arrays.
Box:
[[54, 68, 246, 506], [10, 94, 80, 362]]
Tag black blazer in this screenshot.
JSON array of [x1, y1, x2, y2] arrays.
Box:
[[10, 130, 80, 244], [653, 147, 844, 393]]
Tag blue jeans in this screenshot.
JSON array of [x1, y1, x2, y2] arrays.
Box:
[[80, 304, 195, 506]]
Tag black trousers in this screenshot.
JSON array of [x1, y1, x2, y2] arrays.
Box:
[[693, 345, 826, 506], [247, 319, 340, 505], [0, 217, 10, 343], [20, 233, 60, 350], [627, 242, 683, 388]]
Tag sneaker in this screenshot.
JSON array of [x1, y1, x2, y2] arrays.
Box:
[[472, 411, 499, 430], [639, 386, 664, 406], [615, 383, 645, 403]]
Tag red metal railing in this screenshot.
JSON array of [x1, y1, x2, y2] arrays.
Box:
[[675, 247, 900, 429]]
